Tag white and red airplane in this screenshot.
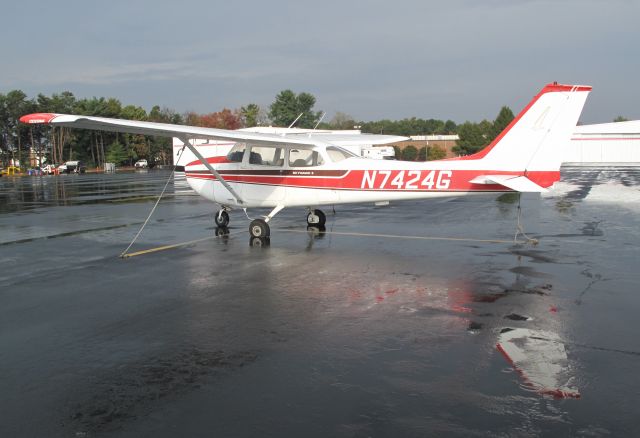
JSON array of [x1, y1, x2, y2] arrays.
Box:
[[21, 82, 591, 240]]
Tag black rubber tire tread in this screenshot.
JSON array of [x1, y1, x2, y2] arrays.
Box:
[[249, 219, 270, 238], [215, 210, 230, 227]]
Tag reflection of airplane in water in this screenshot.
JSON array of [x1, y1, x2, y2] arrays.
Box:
[[456, 278, 580, 399], [497, 327, 580, 398], [304, 235, 582, 400]]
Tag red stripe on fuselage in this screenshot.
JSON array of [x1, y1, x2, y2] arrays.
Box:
[[185, 169, 559, 191]]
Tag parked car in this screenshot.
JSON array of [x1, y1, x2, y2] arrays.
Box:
[[134, 159, 148, 168], [58, 161, 86, 174]]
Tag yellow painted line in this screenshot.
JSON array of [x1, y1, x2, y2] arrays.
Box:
[[121, 236, 216, 258], [120, 230, 241, 258], [120, 227, 584, 259]]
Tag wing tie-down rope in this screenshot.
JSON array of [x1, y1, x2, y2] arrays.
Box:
[[514, 193, 539, 245], [120, 146, 186, 258]]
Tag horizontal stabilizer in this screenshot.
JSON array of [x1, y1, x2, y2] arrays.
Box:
[[469, 175, 547, 193]]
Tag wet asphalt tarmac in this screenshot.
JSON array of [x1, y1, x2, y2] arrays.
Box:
[[1, 168, 639, 437]]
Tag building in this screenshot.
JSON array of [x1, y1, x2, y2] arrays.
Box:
[[391, 135, 459, 158], [392, 121, 640, 165], [565, 120, 640, 165]]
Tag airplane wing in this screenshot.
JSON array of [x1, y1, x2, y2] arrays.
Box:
[[469, 175, 548, 193], [281, 133, 407, 146], [239, 126, 407, 145], [20, 113, 407, 148]]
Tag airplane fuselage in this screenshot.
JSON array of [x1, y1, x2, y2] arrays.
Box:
[[185, 146, 559, 209]]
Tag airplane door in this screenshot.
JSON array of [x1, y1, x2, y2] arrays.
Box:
[[240, 145, 286, 204]]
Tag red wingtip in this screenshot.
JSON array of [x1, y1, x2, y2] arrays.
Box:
[[19, 113, 58, 124]]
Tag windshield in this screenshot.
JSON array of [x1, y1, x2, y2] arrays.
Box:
[[226, 143, 246, 162]]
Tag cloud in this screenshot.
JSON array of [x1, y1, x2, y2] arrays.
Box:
[[2, 0, 639, 122]]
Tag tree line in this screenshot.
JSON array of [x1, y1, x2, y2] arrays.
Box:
[[1, 88, 521, 168]]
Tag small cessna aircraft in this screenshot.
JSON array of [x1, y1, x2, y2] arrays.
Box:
[[21, 83, 591, 240]]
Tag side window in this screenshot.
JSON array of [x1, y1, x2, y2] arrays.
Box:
[[227, 143, 246, 162], [326, 146, 356, 162], [289, 149, 325, 167], [248, 146, 284, 166]]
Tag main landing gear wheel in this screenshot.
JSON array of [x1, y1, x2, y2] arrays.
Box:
[[249, 219, 270, 238], [306, 209, 326, 227], [215, 210, 230, 227]]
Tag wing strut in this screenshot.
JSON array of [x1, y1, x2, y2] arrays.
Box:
[[179, 136, 244, 205]]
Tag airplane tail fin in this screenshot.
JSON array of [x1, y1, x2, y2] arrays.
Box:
[[462, 83, 591, 188]]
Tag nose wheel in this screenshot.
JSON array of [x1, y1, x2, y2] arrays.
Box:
[[306, 209, 326, 226], [215, 209, 230, 227]]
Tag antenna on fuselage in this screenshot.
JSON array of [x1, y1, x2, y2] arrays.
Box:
[[287, 113, 304, 129], [313, 112, 326, 130]]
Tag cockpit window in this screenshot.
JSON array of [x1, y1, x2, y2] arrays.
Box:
[[326, 146, 357, 162], [248, 146, 285, 166], [227, 143, 246, 162], [289, 149, 324, 167]]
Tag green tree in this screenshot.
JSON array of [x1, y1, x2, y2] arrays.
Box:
[[417, 146, 427, 161], [0, 92, 11, 166], [1, 90, 32, 168], [268, 90, 322, 128], [36, 91, 77, 163], [148, 105, 183, 165], [401, 145, 418, 161], [613, 116, 629, 122], [454, 121, 490, 156], [329, 112, 356, 130], [427, 145, 447, 160], [491, 106, 514, 141], [120, 105, 148, 164], [241, 103, 261, 127], [444, 120, 457, 134], [358, 117, 455, 137], [105, 141, 128, 165]]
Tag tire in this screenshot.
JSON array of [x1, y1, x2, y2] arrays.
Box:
[[306, 209, 326, 226], [249, 219, 270, 238], [215, 210, 230, 227]]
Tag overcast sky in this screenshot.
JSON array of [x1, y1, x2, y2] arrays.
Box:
[[2, 0, 638, 124]]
